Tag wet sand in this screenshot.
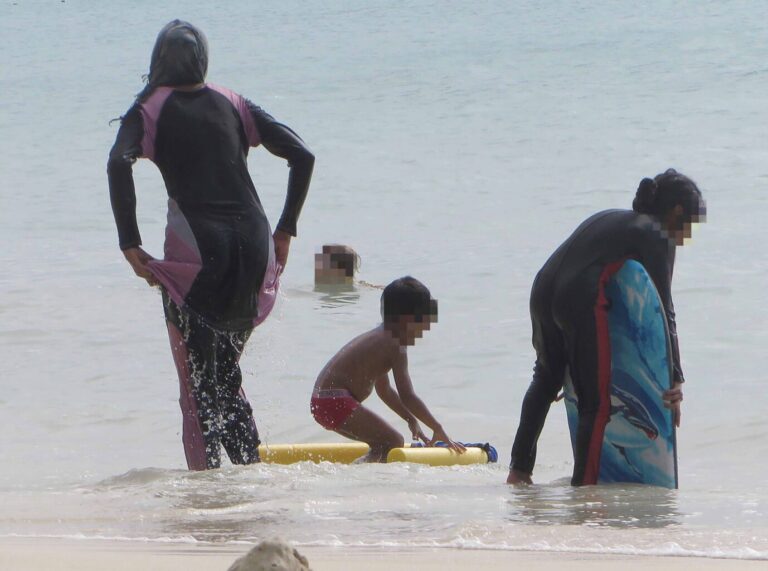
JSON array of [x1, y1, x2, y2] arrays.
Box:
[[0, 538, 765, 570]]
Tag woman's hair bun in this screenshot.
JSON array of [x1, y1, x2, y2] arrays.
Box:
[[633, 177, 658, 214]]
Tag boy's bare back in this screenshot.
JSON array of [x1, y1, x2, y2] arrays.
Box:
[[314, 325, 401, 401]]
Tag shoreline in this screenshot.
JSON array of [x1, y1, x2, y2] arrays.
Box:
[[1, 538, 765, 570]]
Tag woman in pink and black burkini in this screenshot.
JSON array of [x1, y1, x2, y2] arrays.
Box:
[[107, 20, 314, 470]]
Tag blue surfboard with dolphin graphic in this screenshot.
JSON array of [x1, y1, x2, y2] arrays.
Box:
[[563, 259, 678, 488]]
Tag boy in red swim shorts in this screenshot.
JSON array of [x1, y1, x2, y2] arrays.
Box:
[[310, 276, 465, 462]]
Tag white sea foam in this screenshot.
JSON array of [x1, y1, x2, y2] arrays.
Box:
[[2, 533, 766, 561]]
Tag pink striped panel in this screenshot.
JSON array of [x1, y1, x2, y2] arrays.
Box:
[[166, 321, 208, 471], [139, 86, 174, 162], [253, 226, 280, 327], [206, 83, 261, 147], [147, 200, 203, 308]]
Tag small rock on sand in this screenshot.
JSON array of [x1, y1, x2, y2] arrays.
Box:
[[227, 539, 312, 571]]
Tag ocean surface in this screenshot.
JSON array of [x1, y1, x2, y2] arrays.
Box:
[[1, 0, 767, 561]]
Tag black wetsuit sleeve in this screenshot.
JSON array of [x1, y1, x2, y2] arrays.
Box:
[[107, 105, 144, 250], [247, 102, 314, 237], [637, 234, 685, 383]]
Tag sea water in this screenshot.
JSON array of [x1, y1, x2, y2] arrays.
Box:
[[1, 0, 766, 560]]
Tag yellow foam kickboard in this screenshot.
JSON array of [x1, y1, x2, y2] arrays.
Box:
[[258, 443, 369, 464], [257, 443, 488, 466], [386, 446, 487, 466]]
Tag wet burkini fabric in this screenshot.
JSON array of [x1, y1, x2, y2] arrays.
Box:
[[108, 20, 314, 331], [107, 21, 313, 470], [510, 209, 682, 485], [163, 290, 259, 470]]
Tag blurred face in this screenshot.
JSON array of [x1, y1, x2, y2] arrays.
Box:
[[314, 247, 356, 285], [663, 203, 706, 246], [385, 313, 437, 346], [315, 254, 352, 285]]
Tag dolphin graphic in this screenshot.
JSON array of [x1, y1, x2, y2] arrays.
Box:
[[611, 443, 643, 478], [609, 384, 659, 444]]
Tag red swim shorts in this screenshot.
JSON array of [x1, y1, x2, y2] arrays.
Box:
[[310, 389, 360, 430]]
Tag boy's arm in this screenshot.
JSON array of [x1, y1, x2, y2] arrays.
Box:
[[375, 375, 428, 444], [390, 349, 465, 452], [375, 374, 415, 422]]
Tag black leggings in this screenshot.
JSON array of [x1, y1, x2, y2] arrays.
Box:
[[510, 265, 617, 486], [163, 291, 260, 470]]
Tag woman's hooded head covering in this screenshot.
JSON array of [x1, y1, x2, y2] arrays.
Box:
[[137, 20, 208, 102]]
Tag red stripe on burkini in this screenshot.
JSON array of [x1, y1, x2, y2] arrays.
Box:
[[582, 258, 628, 485]]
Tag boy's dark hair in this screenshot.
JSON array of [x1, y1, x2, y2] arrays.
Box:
[[381, 276, 438, 322], [632, 168, 706, 225], [322, 244, 359, 278]]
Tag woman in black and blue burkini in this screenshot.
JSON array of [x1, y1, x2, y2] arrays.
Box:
[[107, 21, 314, 470], [507, 170, 705, 486]]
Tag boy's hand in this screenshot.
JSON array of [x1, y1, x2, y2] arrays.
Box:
[[663, 381, 684, 427], [123, 247, 159, 286], [430, 426, 466, 453], [407, 417, 429, 444]]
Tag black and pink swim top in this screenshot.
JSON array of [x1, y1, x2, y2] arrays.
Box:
[[107, 84, 314, 330], [534, 209, 684, 383]]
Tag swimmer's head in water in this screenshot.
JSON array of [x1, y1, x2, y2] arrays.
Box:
[[633, 168, 706, 246], [138, 20, 208, 102], [315, 245, 360, 285], [381, 276, 438, 346]]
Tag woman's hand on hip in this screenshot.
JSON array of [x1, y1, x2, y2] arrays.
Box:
[[123, 247, 159, 286], [273, 229, 292, 274]]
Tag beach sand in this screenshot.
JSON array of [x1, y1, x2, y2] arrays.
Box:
[[0, 538, 764, 570]]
